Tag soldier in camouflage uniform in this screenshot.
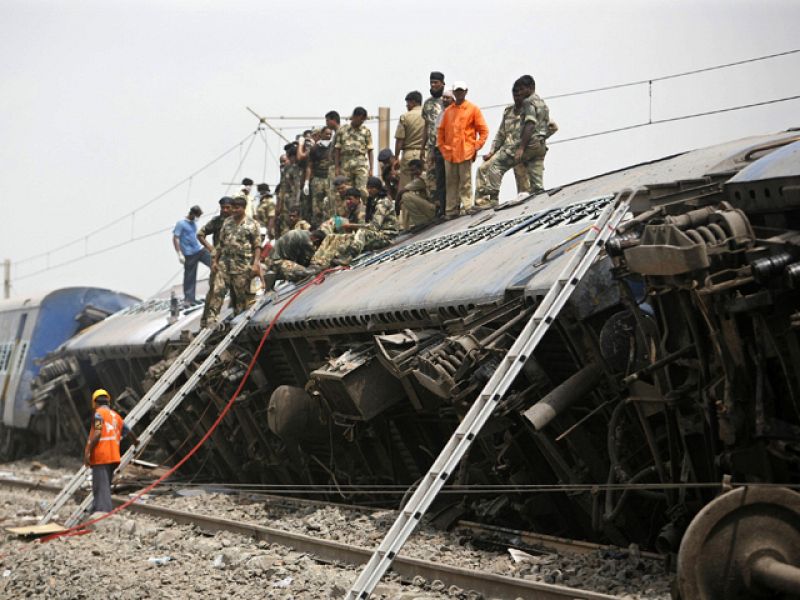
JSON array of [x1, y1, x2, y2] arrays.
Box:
[[334, 107, 374, 199], [204, 196, 262, 325], [302, 127, 333, 228], [198, 197, 233, 328], [276, 144, 303, 238], [363, 176, 398, 251], [254, 183, 276, 238], [420, 72, 446, 214], [266, 228, 325, 282], [475, 77, 550, 208], [310, 189, 368, 269], [287, 209, 311, 231], [517, 74, 554, 194], [328, 176, 350, 218], [398, 160, 436, 228]]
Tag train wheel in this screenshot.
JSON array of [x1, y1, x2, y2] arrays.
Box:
[[677, 486, 800, 599]]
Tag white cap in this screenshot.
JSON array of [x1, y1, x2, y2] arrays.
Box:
[[452, 81, 468, 91]]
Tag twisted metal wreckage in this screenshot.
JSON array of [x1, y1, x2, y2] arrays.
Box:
[[14, 129, 800, 596]]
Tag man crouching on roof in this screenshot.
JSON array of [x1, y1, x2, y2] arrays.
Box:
[[265, 228, 326, 282]]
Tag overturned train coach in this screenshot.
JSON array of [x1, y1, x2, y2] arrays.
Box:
[[0, 287, 139, 456], [28, 130, 800, 561]]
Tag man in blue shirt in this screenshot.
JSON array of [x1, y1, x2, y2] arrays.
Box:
[[172, 205, 211, 305]]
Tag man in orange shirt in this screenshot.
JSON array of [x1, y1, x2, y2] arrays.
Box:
[[436, 81, 489, 218], [84, 389, 139, 514]]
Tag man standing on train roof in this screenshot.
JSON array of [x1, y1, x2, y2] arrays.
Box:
[[394, 90, 425, 192], [172, 204, 211, 307], [437, 81, 489, 218], [205, 196, 262, 324], [83, 389, 139, 514], [197, 197, 233, 329], [475, 76, 545, 209], [334, 106, 374, 199], [420, 71, 447, 215], [513, 74, 557, 194], [254, 183, 276, 238]]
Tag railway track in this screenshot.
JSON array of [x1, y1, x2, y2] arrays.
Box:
[[114, 479, 664, 560], [1, 477, 624, 599]]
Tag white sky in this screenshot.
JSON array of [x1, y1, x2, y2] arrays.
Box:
[[1, 0, 798, 300]]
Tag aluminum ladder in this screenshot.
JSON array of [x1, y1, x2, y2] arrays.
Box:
[[41, 295, 265, 525], [346, 190, 635, 599]]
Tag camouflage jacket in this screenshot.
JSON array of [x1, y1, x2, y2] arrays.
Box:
[[198, 214, 225, 246], [292, 219, 311, 231], [528, 93, 551, 139], [369, 196, 398, 236], [491, 101, 538, 154], [421, 96, 444, 151], [255, 197, 276, 226], [270, 229, 315, 265], [334, 124, 373, 158], [278, 163, 303, 211], [217, 216, 261, 272]]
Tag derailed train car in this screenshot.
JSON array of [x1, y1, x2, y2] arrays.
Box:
[[0, 287, 139, 457], [30, 130, 800, 564]]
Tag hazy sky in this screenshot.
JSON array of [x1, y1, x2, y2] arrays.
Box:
[[2, 0, 798, 300]]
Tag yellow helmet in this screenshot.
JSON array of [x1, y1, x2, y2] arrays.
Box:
[[91, 388, 111, 409]]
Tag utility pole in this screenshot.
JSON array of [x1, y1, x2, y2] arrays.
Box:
[[378, 107, 390, 153], [3, 259, 10, 299]]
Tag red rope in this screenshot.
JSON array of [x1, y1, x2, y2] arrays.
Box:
[[38, 268, 339, 544]]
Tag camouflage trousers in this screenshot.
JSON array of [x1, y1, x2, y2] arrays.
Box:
[[200, 265, 222, 328], [402, 192, 436, 228], [424, 147, 446, 215], [310, 232, 363, 270], [275, 212, 289, 238], [397, 148, 421, 230], [309, 175, 331, 228], [269, 258, 311, 282], [339, 155, 369, 198], [328, 165, 339, 215], [202, 266, 254, 326], [475, 140, 547, 204], [357, 227, 393, 252]]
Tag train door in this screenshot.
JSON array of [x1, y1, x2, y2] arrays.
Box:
[[0, 312, 29, 427]]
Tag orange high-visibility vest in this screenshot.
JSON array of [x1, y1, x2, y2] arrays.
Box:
[[89, 406, 123, 465]]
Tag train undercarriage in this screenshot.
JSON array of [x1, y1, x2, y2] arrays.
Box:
[[23, 133, 800, 598]]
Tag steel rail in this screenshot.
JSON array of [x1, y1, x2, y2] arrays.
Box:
[[1, 478, 618, 600]]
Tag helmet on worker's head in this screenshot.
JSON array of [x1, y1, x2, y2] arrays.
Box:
[[91, 388, 111, 410]]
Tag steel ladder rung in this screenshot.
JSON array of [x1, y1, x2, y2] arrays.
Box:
[[52, 297, 270, 526], [345, 191, 634, 600]]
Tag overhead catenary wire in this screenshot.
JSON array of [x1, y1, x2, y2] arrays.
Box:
[[223, 131, 259, 195], [548, 93, 800, 145], [10, 48, 800, 285], [14, 129, 260, 268]]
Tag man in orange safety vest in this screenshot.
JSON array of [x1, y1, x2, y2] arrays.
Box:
[[83, 389, 139, 514]]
